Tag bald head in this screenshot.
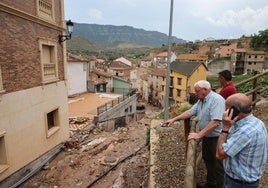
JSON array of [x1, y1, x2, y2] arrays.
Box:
[[226, 93, 252, 113]]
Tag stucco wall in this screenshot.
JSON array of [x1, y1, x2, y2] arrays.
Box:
[[67, 62, 87, 96], [96, 94, 137, 123], [0, 81, 69, 181]]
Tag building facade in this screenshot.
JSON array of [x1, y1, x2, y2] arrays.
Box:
[[67, 54, 89, 96], [0, 0, 69, 185], [231, 49, 266, 74], [162, 61, 207, 104]]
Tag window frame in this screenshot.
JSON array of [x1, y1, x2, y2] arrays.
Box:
[[39, 39, 59, 84], [177, 77, 182, 85], [177, 89, 181, 97], [36, 0, 55, 22], [0, 131, 9, 174], [0, 65, 5, 93], [45, 107, 60, 138]]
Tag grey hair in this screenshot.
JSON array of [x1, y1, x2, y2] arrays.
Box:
[[194, 80, 211, 89]]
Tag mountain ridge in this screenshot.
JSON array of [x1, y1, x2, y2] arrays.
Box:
[[72, 22, 186, 46]]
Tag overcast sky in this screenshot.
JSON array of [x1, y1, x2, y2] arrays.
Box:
[[64, 0, 268, 41]]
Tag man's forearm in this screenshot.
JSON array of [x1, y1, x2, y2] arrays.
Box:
[[198, 120, 219, 138], [216, 130, 229, 160], [173, 110, 192, 121]]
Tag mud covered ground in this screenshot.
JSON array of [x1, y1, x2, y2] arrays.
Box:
[[20, 102, 268, 188]]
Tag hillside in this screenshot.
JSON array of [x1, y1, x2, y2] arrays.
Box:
[[70, 23, 185, 47]]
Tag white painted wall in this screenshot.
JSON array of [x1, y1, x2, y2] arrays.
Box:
[[67, 62, 88, 96]]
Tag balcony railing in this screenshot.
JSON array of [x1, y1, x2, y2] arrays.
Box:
[[39, 0, 53, 17], [43, 63, 57, 79]]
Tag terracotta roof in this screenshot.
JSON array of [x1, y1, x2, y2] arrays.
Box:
[[177, 54, 208, 61], [67, 54, 88, 62], [170, 61, 207, 76], [149, 69, 166, 77], [234, 49, 246, 52], [156, 51, 175, 57], [96, 58, 105, 63], [110, 61, 131, 68], [246, 50, 266, 55], [94, 69, 113, 77], [156, 52, 168, 57]]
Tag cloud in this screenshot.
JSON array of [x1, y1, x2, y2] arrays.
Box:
[[87, 8, 103, 21], [205, 6, 268, 32], [118, 0, 137, 7]]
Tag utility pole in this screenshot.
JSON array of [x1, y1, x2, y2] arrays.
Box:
[[164, 0, 174, 121]]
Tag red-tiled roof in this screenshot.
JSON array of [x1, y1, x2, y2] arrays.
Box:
[[156, 52, 168, 57], [149, 68, 166, 77]]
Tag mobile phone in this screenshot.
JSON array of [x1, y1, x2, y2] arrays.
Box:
[[228, 106, 240, 120]]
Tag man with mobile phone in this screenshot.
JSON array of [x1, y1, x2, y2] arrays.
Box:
[[228, 106, 240, 120], [216, 93, 268, 188]]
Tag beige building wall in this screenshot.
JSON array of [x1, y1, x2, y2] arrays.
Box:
[[187, 65, 207, 93], [0, 0, 69, 183], [0, 82, 69, 180], [245, 52, 265, 73]]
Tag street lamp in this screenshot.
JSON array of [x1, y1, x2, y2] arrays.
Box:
[[59, 19, 74, 43]]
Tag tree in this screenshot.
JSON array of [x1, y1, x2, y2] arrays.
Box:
[[250, 29, 268, 50]]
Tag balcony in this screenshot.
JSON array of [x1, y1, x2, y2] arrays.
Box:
[[43, 63, 57, 81]]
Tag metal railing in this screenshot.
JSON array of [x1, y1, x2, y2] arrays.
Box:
[[96, 90, 136, 115]]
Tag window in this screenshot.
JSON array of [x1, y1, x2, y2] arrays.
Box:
[[100, 85, 104, 92], [0, 131, 9, 174], [37, 0, 55, 21], [0, 65, 4, 92], [177, 78, 182, 85], [45, 108, 60, 138], [177, 89, 181, 97], [39, 39, 58, 83], [170, 77, 174, 87], [169, 88, 173, 98], [83, 63, 87, 71]]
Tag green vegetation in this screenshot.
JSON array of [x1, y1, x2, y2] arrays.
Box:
[[175, 104, 192, 115], [152, 42, 199, 55], [207, 74, 252, 89], [211, 57, 231, 64], [250, 29, 268, 50], [207, 73, 268, 97], [154, 103, 192, 119], [67, 25, 268, 62]]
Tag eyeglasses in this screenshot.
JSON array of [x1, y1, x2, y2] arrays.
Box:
[[195, 88, 204, 93]]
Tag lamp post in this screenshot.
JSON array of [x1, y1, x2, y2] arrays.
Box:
[[59, 19, 74, 43], [164, 0, 174, 121]]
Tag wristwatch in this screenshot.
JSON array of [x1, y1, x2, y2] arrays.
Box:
[[221, 130, 229, 134]]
